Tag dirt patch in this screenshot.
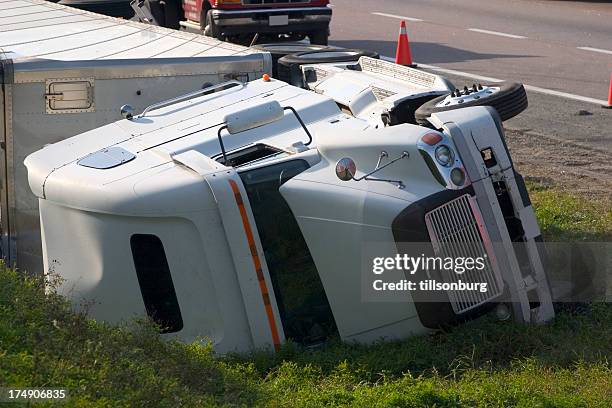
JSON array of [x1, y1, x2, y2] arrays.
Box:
[[504, 127, 612, 205]]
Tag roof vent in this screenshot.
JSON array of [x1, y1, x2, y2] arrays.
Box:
[[78, 147, 135, 169]]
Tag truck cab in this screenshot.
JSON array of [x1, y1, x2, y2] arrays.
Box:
[[180, 0, 332, 44], [24, 77, 555, 352]]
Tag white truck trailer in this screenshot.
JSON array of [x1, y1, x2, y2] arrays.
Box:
[[24, 65, 555, 352], [0, 0, 271, 274]]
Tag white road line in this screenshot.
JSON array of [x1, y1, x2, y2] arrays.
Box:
[[467, 28, 527, 39], [417, 62, 503, 83], [380, 56, 607, 105], [371, 12, 423, 22], [577, 46, 612, 56], [522, 84, 607, 105]]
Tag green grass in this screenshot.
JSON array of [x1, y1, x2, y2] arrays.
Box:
[[527, 181, 612, 241], [0, 184, 610, 407], [0, 267, 262, 407]]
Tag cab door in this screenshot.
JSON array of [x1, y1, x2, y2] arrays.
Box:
[[238, 159, 339, 346]]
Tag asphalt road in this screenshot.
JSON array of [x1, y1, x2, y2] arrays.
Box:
[[328, 0, 612, 151], [329, 0, 612, 100]]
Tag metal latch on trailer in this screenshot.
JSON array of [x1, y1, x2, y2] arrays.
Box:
[[44, 78, 95, 114]]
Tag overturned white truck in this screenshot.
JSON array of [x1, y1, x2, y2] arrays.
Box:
[[24, 58, 554, 352]]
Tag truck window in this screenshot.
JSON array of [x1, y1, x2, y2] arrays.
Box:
[[216, 144, 286, 167], [239, 160, 338, 345], [130, 234, 183, 333]]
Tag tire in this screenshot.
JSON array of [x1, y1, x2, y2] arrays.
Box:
[[277, 48, 379, 86], [57, 0, 134, 19], [203, 9, 220, 39], [130, 1, 174, 25], [414, 82, 528, 125], [145, 0, 165, 26], [162, 0, 181, 30], [252, 42, 336, 78], [308, 30, 329, 46]]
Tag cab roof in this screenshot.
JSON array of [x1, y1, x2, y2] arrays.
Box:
[[24, 78, 365, 199]]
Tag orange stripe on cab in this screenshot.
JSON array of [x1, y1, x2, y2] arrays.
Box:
[[228, 179, 281, 351]]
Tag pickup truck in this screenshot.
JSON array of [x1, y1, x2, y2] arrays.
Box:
[[136, 0, 332, 44]]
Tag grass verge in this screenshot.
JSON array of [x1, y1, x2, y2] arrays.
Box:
[[0, 184, 610, 407], [526, 180, 612, 241]]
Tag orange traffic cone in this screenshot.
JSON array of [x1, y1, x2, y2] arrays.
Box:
[[604, 73, 612, 109], [395, 20, 416, 67]]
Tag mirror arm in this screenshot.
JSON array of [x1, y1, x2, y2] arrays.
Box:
[[217, 106, 312, 166], [374, 151, 387, 171], [353, 151, 409, 189], [283, 106, 313, 146], [217, 125, 229, 164]]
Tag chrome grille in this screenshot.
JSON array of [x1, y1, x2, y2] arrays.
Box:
[[424, 194, 503, 314]]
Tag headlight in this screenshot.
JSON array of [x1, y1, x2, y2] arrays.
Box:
[[450, 168, 466, 186], [435, 145, 454, 167]]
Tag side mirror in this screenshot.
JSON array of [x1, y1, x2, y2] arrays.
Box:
[[218, 102, 313, 164], [120, 104, 134, 120], [335, 151, 409, 189], [224, 100, 283, 134], [335, 157, 357, 181]]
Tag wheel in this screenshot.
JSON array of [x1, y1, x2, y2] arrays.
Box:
[[414, 82, 528, 125], [252, 42, 336, 77], [308, 30, 329, 46], [143, 0, 165, 25], [161, 0, 181, 30], [203, 9, 220, 39], [277, 49, 379, 86], [278, 48, 379, 66], [57, 0, 135, 19]]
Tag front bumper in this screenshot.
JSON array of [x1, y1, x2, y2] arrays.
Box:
[[392, 106, 554, 328], [425, 106, 555, 325], [211, 6, 332, 35]]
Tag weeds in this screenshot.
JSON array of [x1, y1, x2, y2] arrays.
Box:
[[0, 185, 610, 407]]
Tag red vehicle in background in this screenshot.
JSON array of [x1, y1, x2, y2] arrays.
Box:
[[138, 0, 332, 45]]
